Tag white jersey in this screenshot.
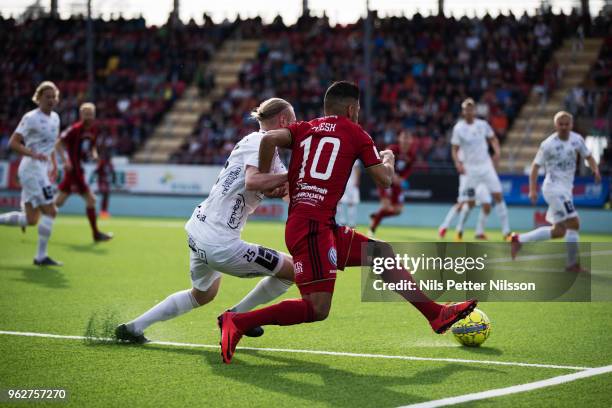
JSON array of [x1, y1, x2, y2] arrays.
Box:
[[534, 131, 591, 193], [451, 118, 495, 174], [15, 108, 60, 174], [185, 131, 286, 243]]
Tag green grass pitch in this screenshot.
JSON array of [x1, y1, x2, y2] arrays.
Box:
[[1, 215, 611, 407]]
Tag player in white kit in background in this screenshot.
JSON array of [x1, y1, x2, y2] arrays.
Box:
[[511, 111, 601, 272], [438, 150, 493, 240], [116, 98, 296, 343], [450, 98, 511, 241], [336, 161, 360, 228], [0, 81, 62, 266]]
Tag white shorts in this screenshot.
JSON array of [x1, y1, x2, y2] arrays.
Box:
[[187, 234, 284, 291], [462, 169, 502, 200], [18, 165, 54, 208], [457, 176, 492, 205], [340, 186, 360, 205], [543, 187, 578, 224]]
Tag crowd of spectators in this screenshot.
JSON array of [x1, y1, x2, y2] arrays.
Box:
[[0, 14, 233, 159], [173, 9, 587, 170]]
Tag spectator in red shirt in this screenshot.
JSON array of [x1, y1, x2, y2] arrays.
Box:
[[55, 103, 113, 242]]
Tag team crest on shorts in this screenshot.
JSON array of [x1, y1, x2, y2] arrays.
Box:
[[294, 262, 303, 276], [328, 248, 337, 267]]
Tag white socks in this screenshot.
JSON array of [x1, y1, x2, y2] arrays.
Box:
[[440, 205, 459, 230], [456, 205, 471, 233], [475, 209, 488, 236], [495, 201, 510, 236], [36, 215, 54, 261], [127, 289, 199, 335], [0, 211, 26, 226], [565, 229, 579, 266], [518, 226, 552, 242], [232, 276, 292, 312]]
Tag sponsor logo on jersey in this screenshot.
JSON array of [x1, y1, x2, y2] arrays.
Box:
[[328, 247, 337, 267], [227, 194, 246, 229], [294, 262, 303, 276], [222, 166, 241, 195]]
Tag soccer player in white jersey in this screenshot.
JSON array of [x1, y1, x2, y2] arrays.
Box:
[[511, 111, 600, 272], [116, 98, 296, 343], [450, 98, 511, 241], [0, 81, 62, 266], [336, 161, 360, 227]]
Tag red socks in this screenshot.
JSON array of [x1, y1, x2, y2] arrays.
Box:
[[370, 209, 397, 232], [233, 298, 315, 333], [381, 267, 442, 321], [86, 207, 99, 235], [101, 193, 109, 212]]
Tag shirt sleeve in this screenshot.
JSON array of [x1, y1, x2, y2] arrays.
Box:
[[15, 114, 31, 136], [450, 124, 461, 146], [533, 145, 545, 166], [484, 121, 495, 138], [243, 137, 261, 168], [577, 136, 591, 158], [285, 121, 311, 148], [357, 128, 382, 168]]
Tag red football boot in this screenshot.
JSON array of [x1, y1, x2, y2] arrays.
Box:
[[429, 299, 478, 334], [217, 311, 243, 364], [565, 263, 589, 274], [438, 227, 447, 239], [510, 233, 522, 260]]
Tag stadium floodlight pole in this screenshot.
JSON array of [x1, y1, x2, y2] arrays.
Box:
[[302, 0, 309, 16], [438, 0, 444, 16], [86, 0, 95, 101], [364, 0, 373, 123]]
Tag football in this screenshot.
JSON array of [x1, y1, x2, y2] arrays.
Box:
[[451, 308, 491, 347]]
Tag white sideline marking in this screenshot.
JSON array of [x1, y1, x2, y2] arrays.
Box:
[[398, 364, 612, 408], [0, 330, 590, 371]]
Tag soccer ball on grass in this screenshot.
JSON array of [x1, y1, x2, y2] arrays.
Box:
[[451, 308, 491, 347]]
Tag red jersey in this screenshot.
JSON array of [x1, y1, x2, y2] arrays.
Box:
[[388, 143, 415, 179], [60, 121, 98, 174], [286, 116, 382, 222], [96, 158, 115, 185]]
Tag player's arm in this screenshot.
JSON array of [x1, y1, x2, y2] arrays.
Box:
[[91, 144, 99, 161], [245, 165, 288, 191], [528, 163, 540, 205], [8, 132, 47, 161], [258, 129, 292, 173], [366, 150, 394, 188], [54, 136, 72, 172], [585, 155, 601, 183], [451, 145, 464, 174], [487, 134, 501, 164]]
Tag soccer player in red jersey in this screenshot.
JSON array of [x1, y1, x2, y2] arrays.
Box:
[[218, 81, 477, 364], [96, 149, 115, 219], [55, 103, 112, 242], [368, 130, 415, 236]]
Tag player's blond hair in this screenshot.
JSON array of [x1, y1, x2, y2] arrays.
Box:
[[251, 98, 292, 123], [553, 111, 573, 124], [32, 81, 60, 104], [461, 98, 475, 109], [80, 102, 96, 113]]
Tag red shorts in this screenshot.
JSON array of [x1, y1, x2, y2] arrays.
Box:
[[285, 216, 371, 295], [377, 184, 403, 205], [58, 171, 89, 194]]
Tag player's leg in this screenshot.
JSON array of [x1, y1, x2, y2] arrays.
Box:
[[229, 251, 294, 313], [118, 245, 222, 342], [439, 202, 461, 238], [563, 216, 585, 272], [369, 195, 392, 235], [54, 191, 69, 208], [35, 202, 61, 266], [219, 220, 334, 363], [475, 203, 491, 239], [455, 198, 475, 241], [337, 226, 477, 333], [82, 185, 112, 242], [0, 209, 28, 226]]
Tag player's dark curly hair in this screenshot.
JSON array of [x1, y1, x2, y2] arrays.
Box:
[[323, 81, 360, 114]]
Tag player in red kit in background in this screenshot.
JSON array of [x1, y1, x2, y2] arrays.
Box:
[[218, 81, 477, 364], [368, 130, 415, 237], [96, 148, 115, 219], [55, 103, 113, 242]]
